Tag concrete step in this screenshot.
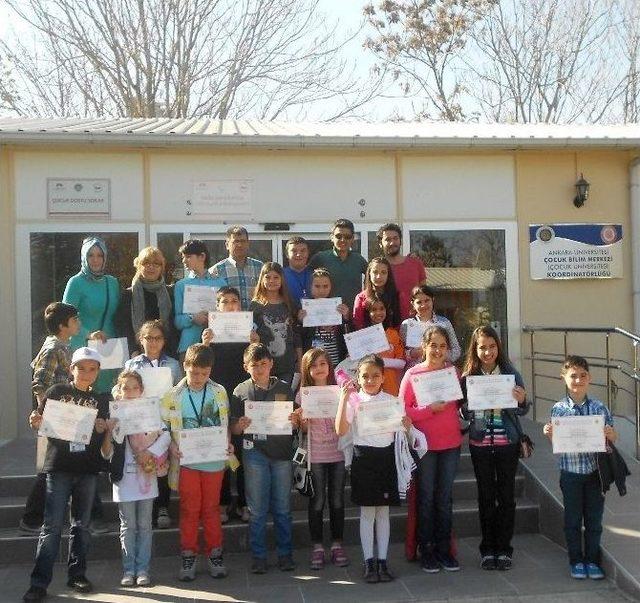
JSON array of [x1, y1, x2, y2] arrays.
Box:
[[0, 497, 539, 564]]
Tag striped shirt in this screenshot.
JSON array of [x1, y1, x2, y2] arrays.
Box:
[[550, 396, 612, 474], [209, 256, 263, 310]]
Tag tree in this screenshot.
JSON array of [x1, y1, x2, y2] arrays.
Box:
[[0, 0, 381, 120], [363, 0, 497, 121], [614, 0, 640, 123]]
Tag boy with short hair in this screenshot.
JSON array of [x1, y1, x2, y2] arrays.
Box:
[[23, 347, 114, 602], [160, 343, 230, 581], [231, 343, 300, 574], [543, 355, 617, 580], [284, 236, 312, 305], [21, 302, 81, 533]]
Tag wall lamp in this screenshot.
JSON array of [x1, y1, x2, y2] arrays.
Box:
[[573, 173, 590, 208]]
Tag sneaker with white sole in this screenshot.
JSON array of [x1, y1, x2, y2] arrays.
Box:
[[179, 551, 197, 581], [136, 573, 151, 586], [208, 548, 228, 578], [120, 574, 135, 587]]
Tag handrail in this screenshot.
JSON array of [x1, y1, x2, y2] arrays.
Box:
[[524, 325, 640, 460]]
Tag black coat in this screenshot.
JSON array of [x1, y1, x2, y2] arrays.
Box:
[[597, 442, 631, 496]]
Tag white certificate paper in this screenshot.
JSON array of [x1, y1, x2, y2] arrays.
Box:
[[300, 385, 340, 419], [405, 320, 428, 348], [552, 415, 606, 454], [208, 311, 253, 343], [183, 285, 218, 314], [344, 323, 390, 361], [466, 375, 517, 410], [179, 426, 228, 464], [137, 367, 174, 399], [88, 337, 128, 369], [301, 297, 342, 327], [356, 397, 404, 436], [38, 399, 97, 444], [109, 398, 164, 440], [244, 401, 293, 435], [412, 367, 463, 407]]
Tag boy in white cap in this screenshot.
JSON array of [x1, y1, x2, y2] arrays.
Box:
[[23, 347, 116, 602]]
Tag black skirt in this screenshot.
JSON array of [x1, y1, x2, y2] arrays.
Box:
[[351, 443, 399, 506]]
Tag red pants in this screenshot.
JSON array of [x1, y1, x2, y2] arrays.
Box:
[[179, 467, 224, 555]]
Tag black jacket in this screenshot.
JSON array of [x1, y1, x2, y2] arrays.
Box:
[[597, 442, 631, 496]]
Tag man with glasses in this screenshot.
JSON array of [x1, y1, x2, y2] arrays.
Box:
[[209, 226, 264, 310], [309, 219, 367, 312]]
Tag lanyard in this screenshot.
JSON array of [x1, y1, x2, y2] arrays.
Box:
[[187, 384, 207, 427]]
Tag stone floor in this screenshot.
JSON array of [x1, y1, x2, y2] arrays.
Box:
[[3, 537, 635, 603]]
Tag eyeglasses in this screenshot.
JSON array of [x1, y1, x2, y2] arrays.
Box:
[[333, 234, 354, 240], [142, 335, 164, 342]]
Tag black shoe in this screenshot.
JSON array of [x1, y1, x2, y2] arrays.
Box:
[[251, 557, 268, 574], [364, 557, 379, 583], [22, 586, 46, 602], [67, 576, 92, 593], [421, 552, 441, 573], [496, 554, 512, 571], [377, 559, 395, 582], [436, 552, 460, 572], [278, 555, 296, 571], [481, 555, 497, 570]]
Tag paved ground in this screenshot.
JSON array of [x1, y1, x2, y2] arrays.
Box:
[[2, 537, 634, 603]]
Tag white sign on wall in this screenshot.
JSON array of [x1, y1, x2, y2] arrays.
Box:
[[529, 224, 623, 280], [189, 179, 253, 217], [47, 178, 111, 217]]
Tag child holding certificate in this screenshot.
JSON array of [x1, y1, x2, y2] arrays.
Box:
[[300, 268, 350, 367], [159, 344, 231, 582], [460, 326, 529, 571], [230, 343, 300, 574], [108, 370, 170, 587], [296, 348, 349, 570], [543, 355, 617, 580], [250, 262, 302, 387], [400, 285, 461, 368], [352, 257, 403, 330], [398, 326, 463, 573], [363, 297, 405, 396], [335, 354, 411, 583], [125, 319, 182, 529]]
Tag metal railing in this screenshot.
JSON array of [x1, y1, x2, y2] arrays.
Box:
[[523, 325, 640, 460]]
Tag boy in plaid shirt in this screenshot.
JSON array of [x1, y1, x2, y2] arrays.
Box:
[[543, 355, 617, 580]]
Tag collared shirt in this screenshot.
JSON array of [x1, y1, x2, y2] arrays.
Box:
[[308, 248, 367, 311], [209, 256, 264, 310], [32, 336, 72, 401], [551, 396, 613, 474]]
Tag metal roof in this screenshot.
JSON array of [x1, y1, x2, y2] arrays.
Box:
[[0, 117, 639, 149]]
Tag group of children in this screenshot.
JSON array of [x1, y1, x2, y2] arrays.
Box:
[[21, 246, 619, 602]]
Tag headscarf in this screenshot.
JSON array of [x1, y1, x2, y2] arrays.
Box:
[[80, 236, 108, 280]]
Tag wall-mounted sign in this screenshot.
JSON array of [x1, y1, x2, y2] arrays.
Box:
[[529, 223, 623, 280], [47, 178, 111, 217], [189, 180, 253, 217]]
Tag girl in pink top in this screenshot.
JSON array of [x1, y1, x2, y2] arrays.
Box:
[[399, 326, 462, 573], [296, 348, 348, 571]]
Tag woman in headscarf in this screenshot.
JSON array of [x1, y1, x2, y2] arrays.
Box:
[[63, 236, 121, 394], [116, 246, 177, 357]]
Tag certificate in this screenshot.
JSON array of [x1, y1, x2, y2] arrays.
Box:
[[405, 321, 428, 348], [344, 324, 390, 361], [109, 398, 164, 439], [466, 375, 517, 410], [552, 415, 606, 454], [38, 399, 97, 443], [300, 385, 340, 419], [301, 297, 342, 327], [137, 367, 174, 399], [208, 311, 253, 343], [88, 337, 128, 369], [356, 397, 404, 436], [179, 426, 228, 464], [244, 401, 293, 435], [411, 366, 463, 407], [183, 285, 217, 314]]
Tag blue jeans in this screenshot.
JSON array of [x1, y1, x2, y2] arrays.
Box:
[[30, 472, 97, 589], [119, 499, 154, 575], [417, 447, 461, 556], [243, 447, 293, 559], [559, 470, 605, 565]]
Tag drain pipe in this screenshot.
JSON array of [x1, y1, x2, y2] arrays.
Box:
[[632, 157, 640, 332]]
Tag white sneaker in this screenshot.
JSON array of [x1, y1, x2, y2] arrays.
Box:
[[120, 574, 135, 587], [136, 573, 151, 587], [179, 551, 197, 581], [208, 548, 228, 578]]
